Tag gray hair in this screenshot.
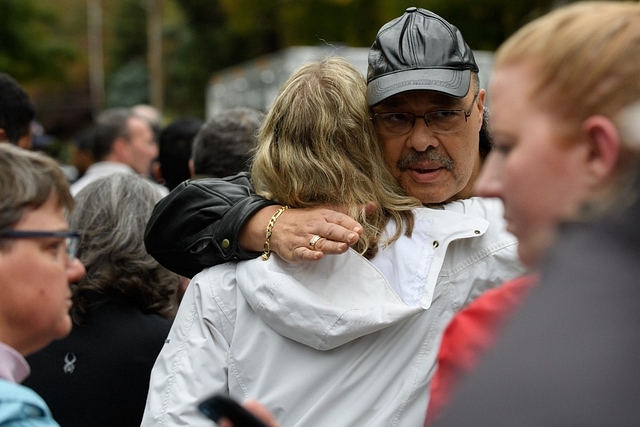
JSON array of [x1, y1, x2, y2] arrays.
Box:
[[191, 107, 262, 178], [0, 144, 73, 250], [69, 173, 178, 323]]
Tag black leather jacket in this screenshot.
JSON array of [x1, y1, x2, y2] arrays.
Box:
[[144, 172, 277, 278]]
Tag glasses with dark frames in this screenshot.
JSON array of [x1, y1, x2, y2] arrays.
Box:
[[370, 92, 479, 136], [0, 230, 82, 261]]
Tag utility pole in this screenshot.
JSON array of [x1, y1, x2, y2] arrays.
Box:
[[87, 0, 105, 117], [147, 0, 163, 113]]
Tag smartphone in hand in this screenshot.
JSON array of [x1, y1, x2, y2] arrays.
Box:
[[198, 394, 270, 427]]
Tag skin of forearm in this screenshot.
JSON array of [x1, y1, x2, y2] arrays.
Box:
[[239, 205, 283, 253]]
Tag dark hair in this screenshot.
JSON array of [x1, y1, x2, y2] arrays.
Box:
[[158, 117, 203, 190], [74, 127, 95, 152], [472, 72, 493, 161], [0, 73, 35, 144], [90, 110, 136, 161], [89, 122, 120, 161], [191, 107, 262, 178], [479, 107, 493, 160]]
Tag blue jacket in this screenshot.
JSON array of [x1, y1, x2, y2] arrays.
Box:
[[0, 380, 58, 426]]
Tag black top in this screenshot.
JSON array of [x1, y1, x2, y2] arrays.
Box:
[[24, 300, 173, 427], [144, 172, 277, 278], [435, 190, 640, 426]]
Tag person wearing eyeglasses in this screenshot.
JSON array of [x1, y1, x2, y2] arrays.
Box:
[[140, 9, 524, 425], [0, 143, 85, 426], [23, 173, 179, 427], [140, 53, 525, 426], [143, 7, 506, 279]]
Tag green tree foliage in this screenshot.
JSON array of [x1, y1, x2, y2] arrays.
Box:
[[164, 0, 590, 117], [5, 0, 629, 138], [213, 0, 571, 52], [107, 59, 149, 107], [104, 0, 150, 107], [107, 0, 148, 73], [163, 0, 246, 117], [0, 0, 78, 84]]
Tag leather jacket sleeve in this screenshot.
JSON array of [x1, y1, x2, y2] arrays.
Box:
[[144, 172, 278, 278]]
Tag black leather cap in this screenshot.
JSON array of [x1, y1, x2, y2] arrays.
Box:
[[367, 7, 479, 106]]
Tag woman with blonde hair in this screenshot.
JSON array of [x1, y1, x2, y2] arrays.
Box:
[[431, 2, 640, 425], [250, 57, 419, 258], [142, 55, 519, 427]]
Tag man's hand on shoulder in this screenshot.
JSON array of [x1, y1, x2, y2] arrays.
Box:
[[240, 205, 363, 262]]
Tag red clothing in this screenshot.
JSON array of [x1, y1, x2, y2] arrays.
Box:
[[425, 274, 538, 426]]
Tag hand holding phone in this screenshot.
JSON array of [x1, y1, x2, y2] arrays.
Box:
[[198, 394, 271, 427]]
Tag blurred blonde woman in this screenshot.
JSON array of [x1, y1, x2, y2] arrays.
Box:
[[431, 2, 640, 425]]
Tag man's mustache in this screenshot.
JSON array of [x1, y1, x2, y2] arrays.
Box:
[[397, 148, 455, 171]]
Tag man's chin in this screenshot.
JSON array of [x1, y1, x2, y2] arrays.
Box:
[[398, 175, 450, 205], [410, 186, 450, 206]]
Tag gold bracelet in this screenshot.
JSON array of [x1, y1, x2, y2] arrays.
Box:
[[261, 205, 290, 261]]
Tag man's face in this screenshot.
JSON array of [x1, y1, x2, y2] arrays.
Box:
[[125, 116, 159, 177], [0, 195, 85, 355], [372, 87, 485, 205], [474, 63, 592, 267]]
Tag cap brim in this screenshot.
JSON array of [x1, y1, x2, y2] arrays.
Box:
[[367, 68, 471, 106]]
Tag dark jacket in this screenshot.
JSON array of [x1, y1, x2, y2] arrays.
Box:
[[435, 188, 640, 426], [24, 299, 173, 427], [144, 173, 277, 278]]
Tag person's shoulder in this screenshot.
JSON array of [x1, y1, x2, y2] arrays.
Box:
[[444, 196, 505, 221], [191, 262, 241, 303], [0, 379, 49, 413], [543, 213, 640, 288]]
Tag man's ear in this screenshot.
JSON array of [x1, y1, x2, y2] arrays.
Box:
[[476, 88, 486, 128], [0, 128, 7, 143], [582, 115, 621, 184]]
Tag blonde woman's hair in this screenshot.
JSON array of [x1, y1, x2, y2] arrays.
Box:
[[496, 2, 640, 214], [251, 56, 421, 258], [495, 2, 640, 128]]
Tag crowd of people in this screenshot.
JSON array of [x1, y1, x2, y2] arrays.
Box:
[[1, 2, 639, 426]]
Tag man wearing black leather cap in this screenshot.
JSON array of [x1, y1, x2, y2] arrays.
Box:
[[367, 7, 487, 208], [144, 7, 508, 276], [143, 7, 523, 425]]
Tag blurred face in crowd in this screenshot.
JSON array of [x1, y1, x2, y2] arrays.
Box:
[[124, 116, 158, 177], [0, 127, 32, 149], [475, 62, 595, 267], [0, 195, 85, 355], [372, 86, 486, 204]]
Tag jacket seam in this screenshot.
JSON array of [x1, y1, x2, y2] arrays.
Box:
[[440, 238, 518, 277], [158, 300, 197, 427]]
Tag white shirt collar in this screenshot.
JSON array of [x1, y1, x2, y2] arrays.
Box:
[[0, 341, 30, 383]]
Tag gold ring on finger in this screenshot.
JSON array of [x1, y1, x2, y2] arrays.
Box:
[[309, 234, 321, 249]]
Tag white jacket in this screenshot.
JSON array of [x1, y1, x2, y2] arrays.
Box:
[[141, 197, 525, 426]]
